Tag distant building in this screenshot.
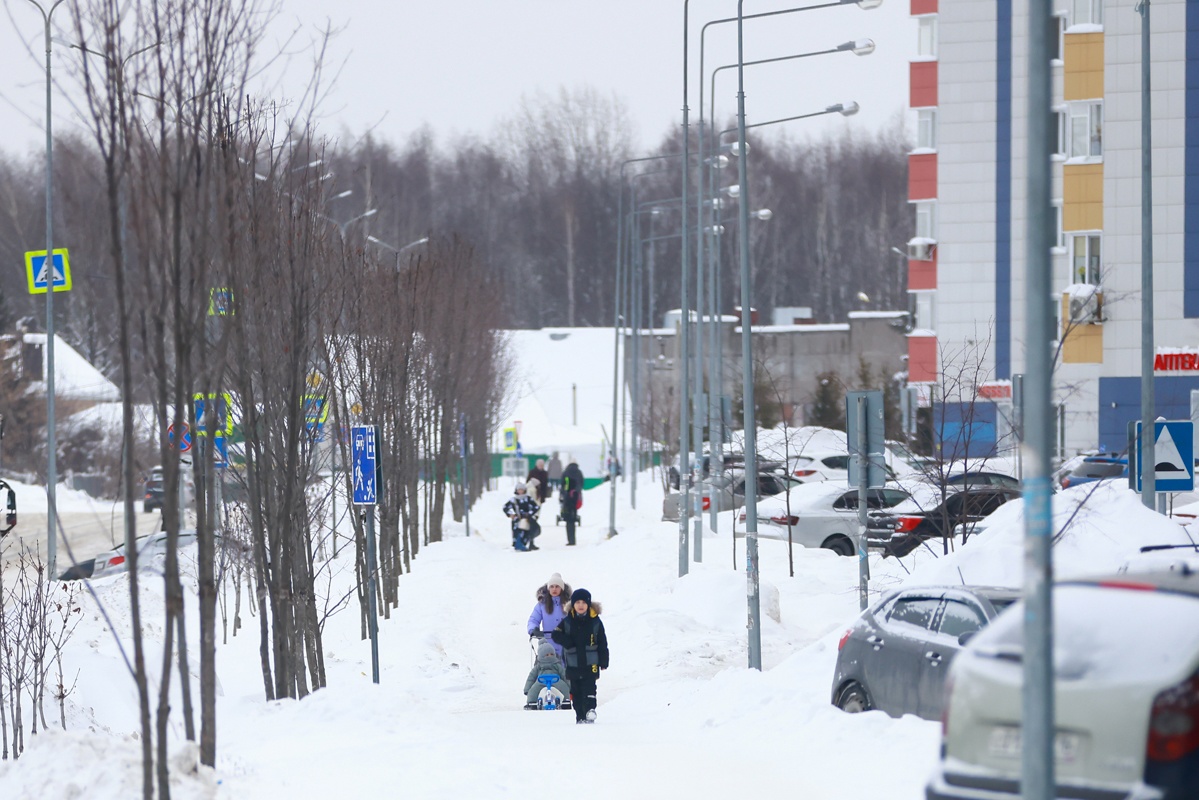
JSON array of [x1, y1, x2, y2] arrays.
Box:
[[630, 310, 909, 428]]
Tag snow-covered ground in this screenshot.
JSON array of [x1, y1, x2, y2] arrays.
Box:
[[2, 469, 1195, 799]]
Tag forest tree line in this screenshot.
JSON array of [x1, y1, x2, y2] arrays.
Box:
[[0, 91, 911, 400]]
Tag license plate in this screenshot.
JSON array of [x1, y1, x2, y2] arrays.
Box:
[[988, 726, 1080, 764]]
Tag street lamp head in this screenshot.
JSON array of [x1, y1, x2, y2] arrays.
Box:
[[838, 38, 876, 56], [722, 184, 741, 199], [855, 0, 884, 8], [752, 209, 773, 221], [724, 140, 749, 157], [333, 189, 353, 200], [857, 291, 871, 303], [707, 154, 730, 169], [828, 101, 861, 117]]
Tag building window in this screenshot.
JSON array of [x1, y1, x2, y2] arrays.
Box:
[[1050, 14, 1066, 61], [914, 292, 936, 332], [1071, 234, 1101, 285], [1052, 108, 1066, 157], [1070, 0, 1103, 26], [917, 109, 937, 150], [1069, 101, 1102, 159], [1052, 203, 1065, 250], [915, 203, 936, 241], [917, 17, 937, 58]]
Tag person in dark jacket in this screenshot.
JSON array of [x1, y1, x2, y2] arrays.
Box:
[[552, 587, 609, 724], [559, 460, 585, 545], [528, 459, 551, 504], [503, 484, 540, 551]]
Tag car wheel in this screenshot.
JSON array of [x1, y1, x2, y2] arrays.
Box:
[[837, 682, 871, 713], [822, 536, 855, 557]]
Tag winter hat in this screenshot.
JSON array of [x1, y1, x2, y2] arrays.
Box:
[[514, 483, 527, 493], [547, 573, 565, 589], [537, 641, 557, 659], [570, 588, 592, 606]]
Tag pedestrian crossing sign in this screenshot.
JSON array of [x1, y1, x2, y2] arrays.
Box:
[[25, 248, 71, 294]]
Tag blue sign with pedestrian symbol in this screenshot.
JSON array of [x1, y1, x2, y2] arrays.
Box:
[[25, 249, 71, 294], [352, 425, 379, 506], [1133, 420, 1195, 492]]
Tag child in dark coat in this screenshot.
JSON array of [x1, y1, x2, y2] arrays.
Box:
[[552, 588, 609, 724]]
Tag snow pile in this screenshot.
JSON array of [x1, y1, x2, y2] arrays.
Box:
[[904, 481, 1198, 587]]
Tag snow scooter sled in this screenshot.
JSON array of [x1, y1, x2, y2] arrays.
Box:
[[533, 674, 567, 710], [525, 635, 572, 710]]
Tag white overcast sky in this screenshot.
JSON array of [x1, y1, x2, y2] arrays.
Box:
[[1, 0, 915, 158]]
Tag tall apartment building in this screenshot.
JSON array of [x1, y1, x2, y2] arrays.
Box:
[[904, 0, 1199, 459]]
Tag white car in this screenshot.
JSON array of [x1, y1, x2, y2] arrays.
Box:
[[926, 569, 1199, 800], [741, 482, 912, 554]]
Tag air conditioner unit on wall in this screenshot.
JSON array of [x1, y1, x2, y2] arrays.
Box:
[[1068, 290, 1103, 323], [907, 240, 935, 261]]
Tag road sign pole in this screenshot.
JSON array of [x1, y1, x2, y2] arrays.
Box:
[[856, 396, 869, 611], [352, 424, 381, 684], [365, 504, 380, 684]]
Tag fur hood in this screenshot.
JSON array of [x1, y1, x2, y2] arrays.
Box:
[[570, 602, 602, 617], [535, 582, 573, 614]]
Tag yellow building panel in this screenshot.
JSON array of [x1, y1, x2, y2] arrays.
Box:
[[1061, 297, 1104, 363], [1063, 33, 1104, 101], [1062, 163, 1104, 231]]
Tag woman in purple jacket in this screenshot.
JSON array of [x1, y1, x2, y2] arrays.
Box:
[[527, 572, 572, 658]]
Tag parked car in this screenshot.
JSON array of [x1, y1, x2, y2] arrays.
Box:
[[90, 529, 203, 579], [831, 584, 1021, 720], [926, 569, 1199, 800], [872, 486, 1023, 557], [743, 482, 912, 555], [1058, 455, 1127, 489], [662, 468, 797, 522]]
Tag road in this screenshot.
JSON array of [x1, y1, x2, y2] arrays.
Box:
[[2, 508, 163, 574]]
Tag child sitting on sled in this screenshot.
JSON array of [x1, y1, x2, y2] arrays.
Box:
[[524, 639, 570, 710]]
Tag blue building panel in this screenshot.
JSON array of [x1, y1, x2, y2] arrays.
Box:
[[995, 0, 1013, 377], [935, 401, 999, 460], [1186, 0, 1199, 317], [1097, 376, 1199, 453]]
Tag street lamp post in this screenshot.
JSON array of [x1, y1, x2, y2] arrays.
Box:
[[692, 0, 882, 560], [26, 0, 67, 579], [367, 234, 430, 264]]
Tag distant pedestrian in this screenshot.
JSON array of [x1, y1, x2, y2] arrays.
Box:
[[552, 588, 608, 724], [547, 452, 564, 491], [528, 458, 551, 503], [503, 484, 540, 551], [559, 460, 584, 546]]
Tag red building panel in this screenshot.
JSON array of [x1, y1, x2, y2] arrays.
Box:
[[908, 153, 937, 200], [911, 0, 938, 15], [908, 335, 938, 383], [910, 61, 938, 108], [909, 254, 936, 290]]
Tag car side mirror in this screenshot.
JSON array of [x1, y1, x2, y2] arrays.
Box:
[[958, 630, 977, 646]]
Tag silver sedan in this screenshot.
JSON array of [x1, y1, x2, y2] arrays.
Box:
[[743, 483, 912, 555]]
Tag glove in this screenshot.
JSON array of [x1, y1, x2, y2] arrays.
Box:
[[530, 630, 543, 638]]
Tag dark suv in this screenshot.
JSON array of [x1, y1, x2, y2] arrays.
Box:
[[143, 467, 164, 513], [873, 486, 1022, 557]]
